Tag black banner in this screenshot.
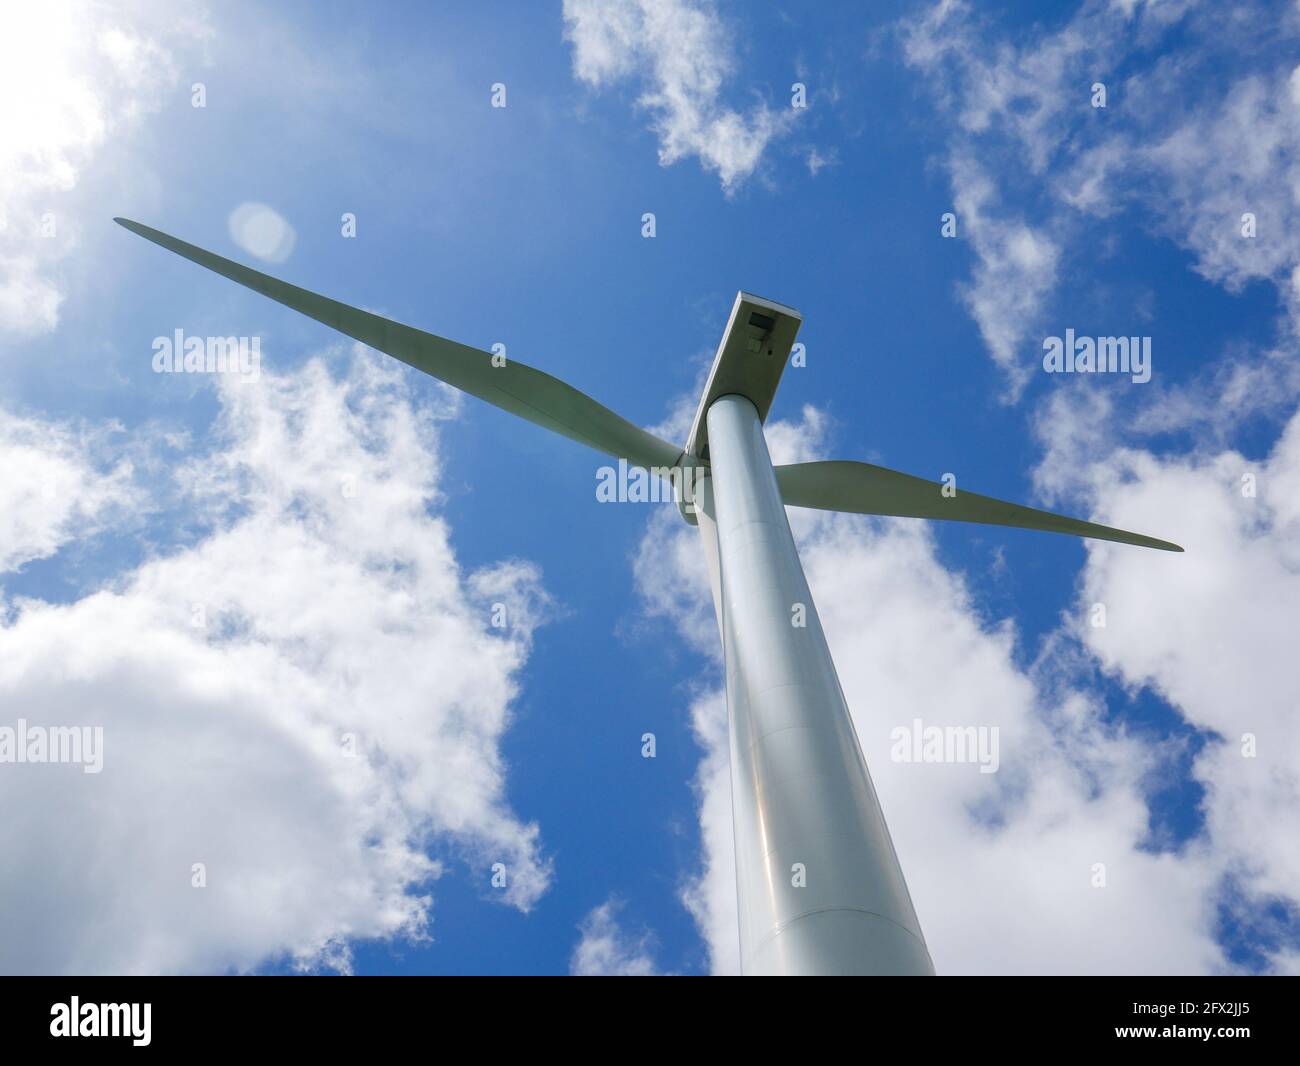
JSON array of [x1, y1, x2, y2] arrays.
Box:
[[0, 976, 1289, 1053]]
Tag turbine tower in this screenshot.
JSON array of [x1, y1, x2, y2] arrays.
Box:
[[115, 219, 1182, 976]]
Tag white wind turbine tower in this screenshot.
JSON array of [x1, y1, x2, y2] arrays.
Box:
[[116, 219, 1182, 976]]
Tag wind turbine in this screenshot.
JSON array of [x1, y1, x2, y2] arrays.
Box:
[[115, 218, 1182, 976]]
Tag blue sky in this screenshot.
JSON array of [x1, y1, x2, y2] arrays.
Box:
[[2, 0, 1298, 975]]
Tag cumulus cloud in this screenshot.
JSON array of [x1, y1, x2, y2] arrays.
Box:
[[798, 513, 1220, 975], [945, 155, 1060, 395], [0, 409, 140, 574], [1139, 66, 1300, 295], [562, 0, 795, 193], [902, 0, 1300, 383], [1038, 392, 1300, 952], [0, 352, 552, 974], [0, 1, 206, 335], [677, 689, 738, 974], [570, 899, 664, 975]]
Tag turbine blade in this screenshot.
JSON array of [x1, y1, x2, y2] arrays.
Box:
[[114, 218, 682, 471], [775, 460, 1183, 552]]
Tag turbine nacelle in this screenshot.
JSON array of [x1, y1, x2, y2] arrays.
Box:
[[675, 292, 803, 526], [685, 292, 803, 465]]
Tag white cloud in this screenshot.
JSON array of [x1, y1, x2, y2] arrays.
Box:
[[570, 899, 664, 975], [0, 256, 63, 336], [1139, 67, 1300, 296], [631, 506, 716, 655], [763, 402, 831, 465], [0, 1, 207, 335], [805, 145, 838, 177], [0, 409, 140, 574], [902, 0, 1300, 380], [562, 0, 795, 193], [799, 514, 1220, 975], [948, 156, 1060, 396], [677, 689, 739, 974], [1039, 394, 1300, 938], [0, 352, 552, 974], [902, 0, 1092, 170]]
